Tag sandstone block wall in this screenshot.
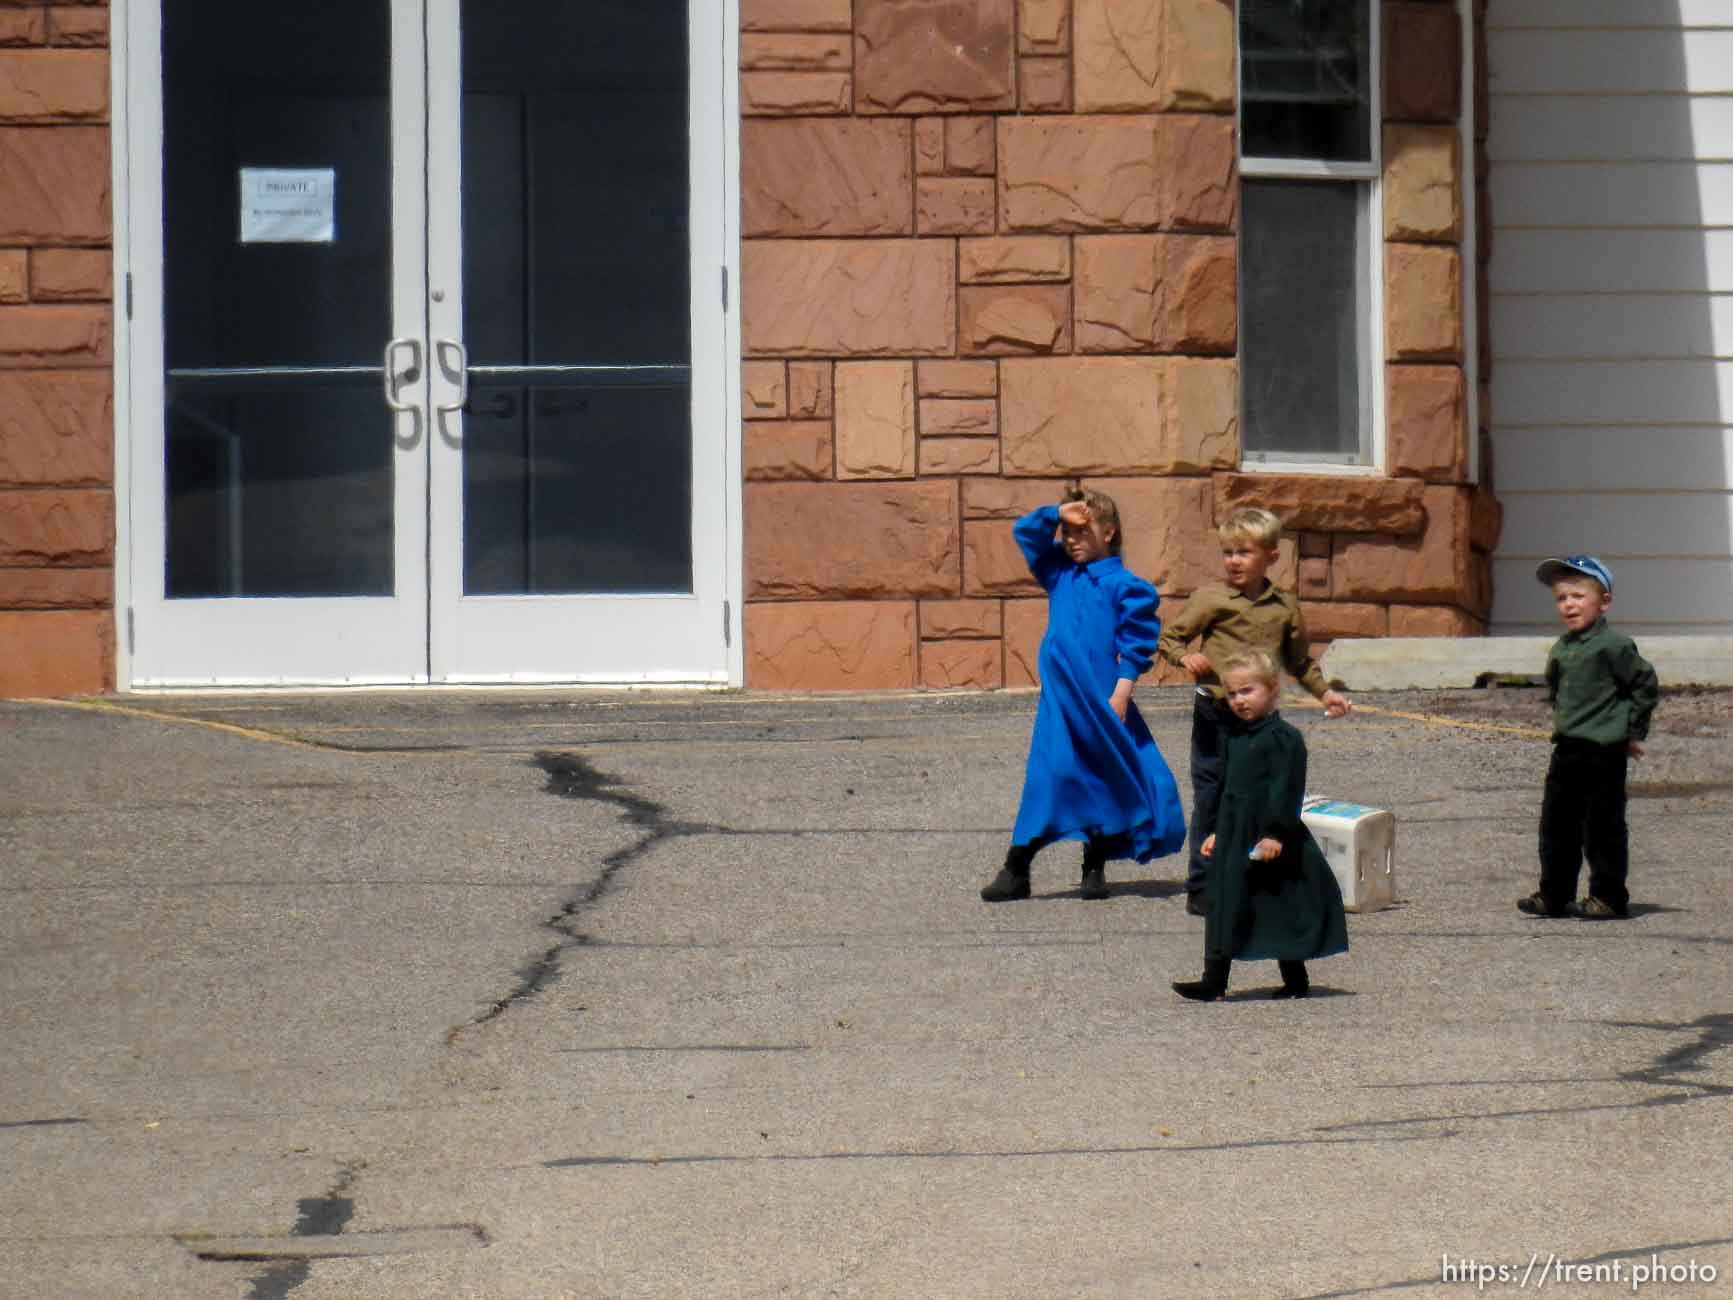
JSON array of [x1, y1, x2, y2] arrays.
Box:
[[742, 0, 1495, 690], [0, 3, 113, 697], [0, 1, 1494, 697]]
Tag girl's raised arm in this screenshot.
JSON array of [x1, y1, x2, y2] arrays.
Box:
[[1012, 505, 1067, 592]]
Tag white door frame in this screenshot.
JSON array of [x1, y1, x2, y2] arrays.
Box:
[[111, 0, 743, 689]]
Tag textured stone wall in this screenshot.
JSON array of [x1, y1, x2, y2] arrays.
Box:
[[0, 2, 113, 696], [741, 0, 1493, 690]]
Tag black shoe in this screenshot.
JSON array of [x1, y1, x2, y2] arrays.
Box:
[[1517, 891, 1568, 918], [1079, 865, 1109, 900], [980, 865, 1031, 902], [1273, 961, 1310, 998], [1572, 896, 1625, 920], [1185, 891, 1207, 917], [1172, 978, 1222, 1001], [1173, 958, 1229, 1001]]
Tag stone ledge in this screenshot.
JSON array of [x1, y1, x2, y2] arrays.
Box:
[[1322, 636, 1733, 690], [1214, 473, 1427, 535]]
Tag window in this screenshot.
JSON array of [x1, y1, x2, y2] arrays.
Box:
[[1238, 0, 1378, 467]]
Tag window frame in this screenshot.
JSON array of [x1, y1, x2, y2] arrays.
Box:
[[1234, 0, 1385, 477]]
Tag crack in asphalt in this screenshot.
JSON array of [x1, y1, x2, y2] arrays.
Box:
[[446, 752, 717, 1045], [242, 1163, 362, 1300], [1317, 1010, 1732, 1135], [1612, 1010, 1733, 1089]]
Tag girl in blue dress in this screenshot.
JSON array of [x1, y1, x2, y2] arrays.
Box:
[[979, 487, 1187, 902]]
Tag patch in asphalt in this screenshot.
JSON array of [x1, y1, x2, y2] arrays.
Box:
[[183, 1225, 488, 1263], [542, 1128, 1453, 1170]]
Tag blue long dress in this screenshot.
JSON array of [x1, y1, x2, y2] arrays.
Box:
[[1010, 506, 1188, 863]]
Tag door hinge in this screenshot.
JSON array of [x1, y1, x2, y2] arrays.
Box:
[[721, 265, 729, 312], [723, 599, 732, 650], [126, 607, 135, 656], [125, 273, 134, 321]]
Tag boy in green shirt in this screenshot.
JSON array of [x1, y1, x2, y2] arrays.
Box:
[[1520, 555, 1659, 920]]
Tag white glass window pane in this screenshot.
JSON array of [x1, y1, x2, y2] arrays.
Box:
[[1241, 179, 1370, 463], [1240, 0, 1371, 163]]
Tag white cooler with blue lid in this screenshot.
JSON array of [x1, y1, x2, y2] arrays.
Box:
[[1301, 797, 1395, 913]]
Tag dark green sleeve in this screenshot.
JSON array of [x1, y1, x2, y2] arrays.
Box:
[[1611, 638, 1660, 741], [1259, 725, 1310, 847]]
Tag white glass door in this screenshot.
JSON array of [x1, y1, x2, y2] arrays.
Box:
[[424, 0, 731, 683], [128, 0, 431, 686], [126, 0, 732, 687]]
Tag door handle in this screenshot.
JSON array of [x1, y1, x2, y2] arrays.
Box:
[[383, 337, 423, 449], [434, 338, 469, 447]]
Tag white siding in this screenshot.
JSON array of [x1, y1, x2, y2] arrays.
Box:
[[1494, 162, 1733, 227], [1495, 2, 1733, 29], [1493, 297, 1733, 360], [1491, 98, 1733, 163], [1488, 11, 1733, 635], [1491, 31, 1733, 94], [1497, 428, 1733, 493]]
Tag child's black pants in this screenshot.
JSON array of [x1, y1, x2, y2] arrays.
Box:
[[1007, 833, 1110, 873], [1185, 690, 1234, 895], [1538, 737, 1630, 912]]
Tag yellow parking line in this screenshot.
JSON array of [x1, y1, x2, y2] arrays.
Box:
[[27, 692, 1539, 753], [1285, 694, 1551, 740], [23, 697, 331, 752]]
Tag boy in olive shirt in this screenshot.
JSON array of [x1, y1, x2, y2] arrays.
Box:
[[1157, 508, 1350, 916], [1520, 556, 1659, 920]]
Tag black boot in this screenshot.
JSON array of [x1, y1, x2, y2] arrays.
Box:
[[1272, 960, 1310, 999], [1172, 957, 1231, 1001], [1078, 839, 1109, 900], [981, 844, 1037, 902]]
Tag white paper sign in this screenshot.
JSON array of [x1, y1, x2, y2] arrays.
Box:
[[239, 168, 336, 243]]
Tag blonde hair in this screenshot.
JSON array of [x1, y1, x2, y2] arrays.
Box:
[[1219, 649, 1280, 686], [1219, 506, 1283, 551], [1064, 484, 1123, 556]]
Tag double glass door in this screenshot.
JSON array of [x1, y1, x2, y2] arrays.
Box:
[[126, 0, 732, 685]]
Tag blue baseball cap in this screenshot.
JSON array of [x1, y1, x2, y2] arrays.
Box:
[[1535, 555, 1613, 594]]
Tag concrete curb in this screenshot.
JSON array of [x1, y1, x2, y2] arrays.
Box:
[[1321, 635, 1733, 690]]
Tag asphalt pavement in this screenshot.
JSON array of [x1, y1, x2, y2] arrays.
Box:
[[2, 685, 1729, 1300]]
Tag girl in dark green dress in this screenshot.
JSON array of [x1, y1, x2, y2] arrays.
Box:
[[1173, 650, 1348, 1001]]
